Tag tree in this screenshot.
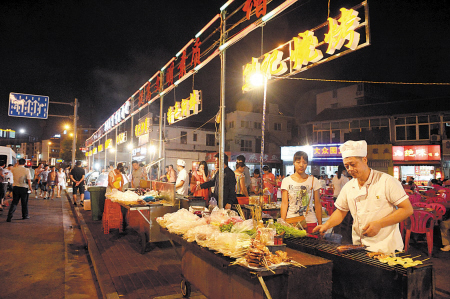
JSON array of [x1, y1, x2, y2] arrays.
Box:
[[60, 137, 84, 163]]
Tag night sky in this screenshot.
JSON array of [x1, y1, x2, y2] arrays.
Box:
[[1, 0, 450, 140]]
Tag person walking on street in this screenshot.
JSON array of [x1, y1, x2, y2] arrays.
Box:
[[37, 165, 50, 199], [6, 158, 32, 222], [48, 166, 58, 200], [34, 164, 44, 197], [236, 155, 251, 194], [70, 161, 85, 206], [56, 167, 66, 198], [4, 164, 14, 199], [0, 162, 6, 211]]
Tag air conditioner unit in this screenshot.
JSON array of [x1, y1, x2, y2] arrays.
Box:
[[431, 134, 441, 142]]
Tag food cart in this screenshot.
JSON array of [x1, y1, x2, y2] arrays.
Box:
[[118, 180, 179, 253], [161, 228, 333, 299]]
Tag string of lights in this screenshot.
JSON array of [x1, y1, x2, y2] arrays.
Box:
[[277, 77, 450, 86]]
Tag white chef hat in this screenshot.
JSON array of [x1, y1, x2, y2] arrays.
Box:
[[177, 159, 186, 167], [340, 140, 367, 159]]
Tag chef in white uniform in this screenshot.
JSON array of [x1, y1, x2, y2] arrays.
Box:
[[313, 140, 413, 253]]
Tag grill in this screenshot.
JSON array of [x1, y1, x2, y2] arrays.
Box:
[[285, 237, 434, 299]]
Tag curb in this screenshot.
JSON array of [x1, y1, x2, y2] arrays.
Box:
[[65, 191, 120, 299]]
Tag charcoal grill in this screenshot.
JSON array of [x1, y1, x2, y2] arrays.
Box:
[[285, 237, 434, 299]]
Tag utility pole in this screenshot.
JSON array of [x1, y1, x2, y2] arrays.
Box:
[[72, 98, 78, 167]]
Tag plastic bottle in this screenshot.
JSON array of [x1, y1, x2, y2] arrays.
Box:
[[266, 219, 276, 245]]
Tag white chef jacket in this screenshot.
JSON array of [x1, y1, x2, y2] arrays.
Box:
[[335, 169, 409, 253], [176, 168, 189, 196]]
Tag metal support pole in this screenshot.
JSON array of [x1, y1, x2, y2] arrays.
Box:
[[159, 96, 164, 179], [218, 10, 227, 208], [260, 77, 268, 196], [115, 127, 118, 166], [71, 98, 78, 167], [104, 135, 107, 170]]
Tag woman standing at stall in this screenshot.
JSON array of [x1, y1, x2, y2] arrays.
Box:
[[280, 151, 322, 233], [193, 161, 210, 201], [262, 165, 276, 201], [107, 163, 124, 192], [235, 162, 249, 197]]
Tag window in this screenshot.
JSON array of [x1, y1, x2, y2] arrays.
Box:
[[254, 122, 261, 129], [419, 125, 429, 139], [229, 121, 234, 128], [350, 120, 359, 129], [206, 134, 215, 146], [193, 133, 197, 142], [241, 121, 250, 128], [240, 140, 252, 152], [370, 118, 380, 127], [360, 119, 370, 128], [395, 117, 405, 125], [396, 127, 405, 141], [331, 130, 340, 143], [274, 123, 281, 131], [406, 125, 416, 140], [180, 131, 187, 144]]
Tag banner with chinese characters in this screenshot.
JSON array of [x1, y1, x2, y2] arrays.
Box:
[[312, 144, 342, 159], [98, 144, 103, 153], [205, 152, 281, 163], [93, 147, 98, 155], [167, 90, 202, 125], [117, 132, 127, 145], [392, 145, 441, 161], [243, 2, 369, 92], [135, 117, 151, 137]]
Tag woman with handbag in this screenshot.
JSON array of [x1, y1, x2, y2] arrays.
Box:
[[280, 151, 322, 233]]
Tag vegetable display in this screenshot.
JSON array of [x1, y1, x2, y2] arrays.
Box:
[[274, 222, 307, 238]]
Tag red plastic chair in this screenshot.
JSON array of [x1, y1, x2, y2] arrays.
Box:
[[424, 189, 437, 197], [408, 193, 422, 204], [404, 210, 435, 257], [426, 203, 446, 221], [426, 196, 447, 204], [325, 188, 333, 196], [412, 202, 428, 208]]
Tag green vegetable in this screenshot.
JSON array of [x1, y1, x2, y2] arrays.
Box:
[[243, 229, 256, 237], [219, 223, 234, 232], [274, 222, 307, 238]]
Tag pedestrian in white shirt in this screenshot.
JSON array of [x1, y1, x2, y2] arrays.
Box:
[[175, 159, 189, 196], [313, 140, 413, 253]]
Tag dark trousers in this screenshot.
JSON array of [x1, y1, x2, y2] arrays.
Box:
[[7, 186, 29, 219]]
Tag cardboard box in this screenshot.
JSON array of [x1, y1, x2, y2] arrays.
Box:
[[84, 199, 91, 211]]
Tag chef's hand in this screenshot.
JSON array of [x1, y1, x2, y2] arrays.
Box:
[[362, 221, 382, 237], [312, 224, 328, 235]]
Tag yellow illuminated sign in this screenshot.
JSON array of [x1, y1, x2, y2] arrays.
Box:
[[242, 7, 364, 91], [135, 118, 150, 137], [167, 90, 202, 125], [98, 144, 103, 152], [105, 139, 112, 149], [117, 132, 127, 145], [93, 147, 98, 155]]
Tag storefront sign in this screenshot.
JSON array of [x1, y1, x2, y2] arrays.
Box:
[[393, 166, 399, 180], [98, 144, 103, 153], [243, 3, 369, 92], [88, 150, 92, 157], [117, 132, 127, 145], [105, 139, 113, 149], [205, 152, 281, 164], [312, 144, 342, 159], [392, 145, 441, 161], [167, 90, 202, 125], [104, 100, 130, 131], [135, 117, 150, 137], [93, 147, 98, 155]]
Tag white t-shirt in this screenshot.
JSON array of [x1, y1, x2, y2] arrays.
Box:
[[176, 168, 189, 196], [335, 169, 409, 253], [281, 175, 321, 223], [332, 175, 349, 197]]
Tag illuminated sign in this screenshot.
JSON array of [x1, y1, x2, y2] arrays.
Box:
[[93, 147, 97, 155], [85, 152, 89, 157], [392, 145, 441, 161], [88, 150, 92, 157], [105, 139, 112, 149], [167, 90, 202, 125], [98, 144, 103, 153], [104, 100, 130, 131], [243, 3, 369, 92], [117, 132, 127, 145], [135, 118, 150, 137], [312, 144, 343, 159], [281, 146, 313, 162], [393, 166, 399, 180]]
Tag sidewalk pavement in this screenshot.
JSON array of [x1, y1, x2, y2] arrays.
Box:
[[0, 193, 100, 299]]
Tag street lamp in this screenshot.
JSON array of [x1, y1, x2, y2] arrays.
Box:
[[48, 141, 52, 164]]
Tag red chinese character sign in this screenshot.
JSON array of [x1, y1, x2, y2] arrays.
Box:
[[242, 2, 369, 92], [392, 145, 441, 161]]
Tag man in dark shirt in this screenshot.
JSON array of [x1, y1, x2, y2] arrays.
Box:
[[70, 161, 85, 206], [200, 153, 237, 209]]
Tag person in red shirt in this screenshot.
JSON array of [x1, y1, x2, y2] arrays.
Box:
[[262, 165, 276, 202]]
